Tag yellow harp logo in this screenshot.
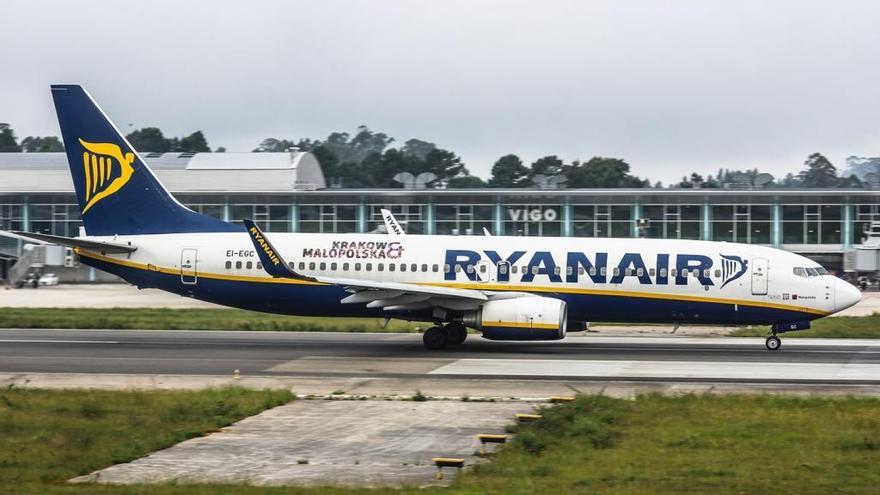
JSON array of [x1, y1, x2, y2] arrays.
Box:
[[79, 139, 135, 214]]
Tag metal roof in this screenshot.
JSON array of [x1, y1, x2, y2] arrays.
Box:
[[0, 151, 326, 193]]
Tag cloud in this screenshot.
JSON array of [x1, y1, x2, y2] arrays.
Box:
[[1, 0, 878, 182]]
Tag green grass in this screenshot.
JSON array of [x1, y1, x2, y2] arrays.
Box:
[[0, 308, 423, 332], [3, 391, 879, 494], [0, 387, 293, 494], [454, 394, 880, 495], [731, 314, 880, 338]]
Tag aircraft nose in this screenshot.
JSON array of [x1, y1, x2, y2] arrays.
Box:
[[834, 278, 862, 312]]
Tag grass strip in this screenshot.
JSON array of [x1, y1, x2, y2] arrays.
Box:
[[731, 314, 880, 338], [454, 394, 880, 495], [0, 387, 293, 494], [0, 308, 423, 332]]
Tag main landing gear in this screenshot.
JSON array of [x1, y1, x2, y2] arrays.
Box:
[[422, 323, 468, 350], [765, 334, 781, 351]]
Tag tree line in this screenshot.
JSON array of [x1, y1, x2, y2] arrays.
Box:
[[0, 122, 866, 189]]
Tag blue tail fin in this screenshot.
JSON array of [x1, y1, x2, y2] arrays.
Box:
[[50, 85, 240, 235]]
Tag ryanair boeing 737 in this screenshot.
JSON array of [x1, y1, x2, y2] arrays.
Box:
[[15, 85, 862, 350]]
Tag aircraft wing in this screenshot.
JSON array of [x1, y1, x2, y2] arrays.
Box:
[[12, 231, 137, 254], [242, 219, 487, 312]]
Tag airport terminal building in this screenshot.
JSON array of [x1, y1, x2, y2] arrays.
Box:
[[2, 151, 880, 281]]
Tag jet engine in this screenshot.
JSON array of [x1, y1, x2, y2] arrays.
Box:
[[462, 296, 567, 341]]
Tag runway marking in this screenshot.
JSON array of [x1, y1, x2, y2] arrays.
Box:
[[0, 339, 120, 344], [430, 359, 880, 382]]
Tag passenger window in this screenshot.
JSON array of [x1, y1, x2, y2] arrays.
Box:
[[648, 268, 655, 277], [235, 261, 242, 269], [566, 266, 574, 276], [660, 268, 668, 277], [637, 268, 644, 277], [411, 264, 418, 272], [378, 263, 384, 272], [703, 269, 711, 278], [432, 264, 439, 273], [355, 263, 362, 271], [298, 262, 305, 270], [714, 269, 721, 278], [319, 262, 326, 271], [480, 264, 487, 273], [554, 266, 561, 275], [343, 262, 350, 271], [444, 264, 450, 273], [531, 266, 539, 275], [246, 261, 253, 269], [401, 264, 407, 272], [455, 265, 462, 273], [681, 268, 688, 277], [511, 265, 518, 274], [225, 261, 232, 269], [331, 262, 337, 271], [309, 262, 316, 270], [390, 264, 396, 272], [670, 268, 677, 277], [466, 265, 475, 274], [588, 267, 595, 276], [600, 267, 607, 276], [366, 263, 372, 271], [613, 267, 620, 276], [793, 267, 807, 277], [624, 268, 632, 276], [257, 262, 262, 270], [421, 264, 428, 272]]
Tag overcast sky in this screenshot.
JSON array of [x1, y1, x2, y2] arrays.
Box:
[[1, 0, 878, 183]]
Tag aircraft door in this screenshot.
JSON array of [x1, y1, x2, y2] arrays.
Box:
[[181, 248, 198, 285], [751, 257, 768, 295], [496, 261, 511, 283], [476, 259, 496, 283]]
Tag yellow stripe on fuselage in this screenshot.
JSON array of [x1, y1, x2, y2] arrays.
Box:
[[74, 248, 829, 316], [482, 321, 559, 330]]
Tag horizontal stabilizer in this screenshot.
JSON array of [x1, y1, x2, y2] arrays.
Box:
[[12, 231, 136, 254]]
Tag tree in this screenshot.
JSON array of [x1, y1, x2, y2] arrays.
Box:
[[798, 153, 840, 187], [488, 154, 529, 187], [176, 131, 210, 152], [253, 138, 297, 152], [530, 155, 564, 179], [126, 127, 170, 152], [563, 157, 647, 188], [0, 123, 21, 151], [20, 135, 64, 152], [215, 146, 227, 153], [400, 138, 436, 160], [447, 175, 487, 188]]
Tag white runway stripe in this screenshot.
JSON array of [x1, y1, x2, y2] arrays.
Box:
[[0, 339, 119, 344], [430, 359, 880, 382]]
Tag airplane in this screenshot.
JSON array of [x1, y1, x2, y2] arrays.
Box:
[[13, 85, 862, 351]]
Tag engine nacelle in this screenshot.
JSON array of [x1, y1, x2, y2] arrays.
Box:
[[462, 296, 567, 341]]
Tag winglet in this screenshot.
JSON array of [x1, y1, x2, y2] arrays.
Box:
[[380, 209, 406, 235], [243, 219, 313, 281], [482, 227, 492, 236]]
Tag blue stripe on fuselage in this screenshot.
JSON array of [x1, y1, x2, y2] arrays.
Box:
[[80, 255, 819, 325]]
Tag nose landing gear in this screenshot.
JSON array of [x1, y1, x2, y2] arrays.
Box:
[[765, 334, 781, 351]]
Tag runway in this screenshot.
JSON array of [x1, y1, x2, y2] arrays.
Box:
[[1, 329, 879, 385]]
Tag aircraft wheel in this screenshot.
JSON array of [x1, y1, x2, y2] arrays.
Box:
[[765, 335, 781, 351], [445, 324, 468, 345], [423, 326, 447, 350]]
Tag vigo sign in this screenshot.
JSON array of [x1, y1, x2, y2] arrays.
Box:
[[507, 207, 558, 222]]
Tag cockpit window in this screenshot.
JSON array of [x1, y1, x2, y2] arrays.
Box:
[[793, 266, 828, 278]]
